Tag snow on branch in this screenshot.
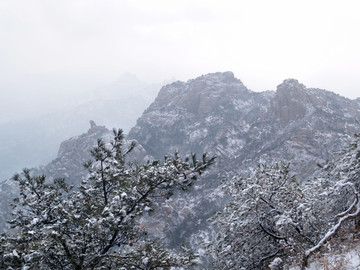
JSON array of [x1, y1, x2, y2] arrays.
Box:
[[302, 182, 360, 269]]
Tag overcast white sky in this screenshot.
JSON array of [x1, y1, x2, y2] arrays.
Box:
[[0, 0, 359, 107]]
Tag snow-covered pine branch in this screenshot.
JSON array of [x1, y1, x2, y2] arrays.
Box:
[[1, 128, 215, 270]]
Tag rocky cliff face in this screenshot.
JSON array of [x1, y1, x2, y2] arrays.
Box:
[[129, 73, 360, 179], [31, 121, 111, 185], [261, 79, 360, 177], [0, 179, 17, 233], [33, 121, 149, 185], [129, 72, 270, 162]]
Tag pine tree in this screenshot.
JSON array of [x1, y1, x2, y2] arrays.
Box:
[[205, 133, 360, 269], [1, 129, 215, 269]]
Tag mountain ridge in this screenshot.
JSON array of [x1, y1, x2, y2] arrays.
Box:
[[1, 72, 360, 248], [129, 72, 360, 179]]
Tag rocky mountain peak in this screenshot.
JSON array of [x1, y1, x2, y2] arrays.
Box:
[[192, 71, 237, 83], [272, 79, 311, 126], [29, 122, 110, 185], [275, 78, 308, 101], [145, 71, 248, 115], [277, 78, 306, 91], [57, 121, 108, 159], [34, 121, 149, 185], [129, 72, 260, 157]]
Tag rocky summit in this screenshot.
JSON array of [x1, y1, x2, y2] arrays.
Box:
[[33, 121, 149, 185], [129, 72, 360, 179]]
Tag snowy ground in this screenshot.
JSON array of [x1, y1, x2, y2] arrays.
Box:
[[307, 249, 360, 270], [289, 246, 360, 270]]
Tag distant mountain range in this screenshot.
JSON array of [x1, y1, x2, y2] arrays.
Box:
[[0, 73, 161, 180]]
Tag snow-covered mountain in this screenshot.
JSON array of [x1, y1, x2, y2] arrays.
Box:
[[1, 71, 359, 250], [129, 72, 360, 179], [127, 71, 360, 247]]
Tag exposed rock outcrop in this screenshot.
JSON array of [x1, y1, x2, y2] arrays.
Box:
[[34, 121, 149, 185], [33, 121, 110, 184], [129, 73, 360, 179]]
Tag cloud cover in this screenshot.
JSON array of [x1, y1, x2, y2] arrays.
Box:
[[0, 0, 359, 114]]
